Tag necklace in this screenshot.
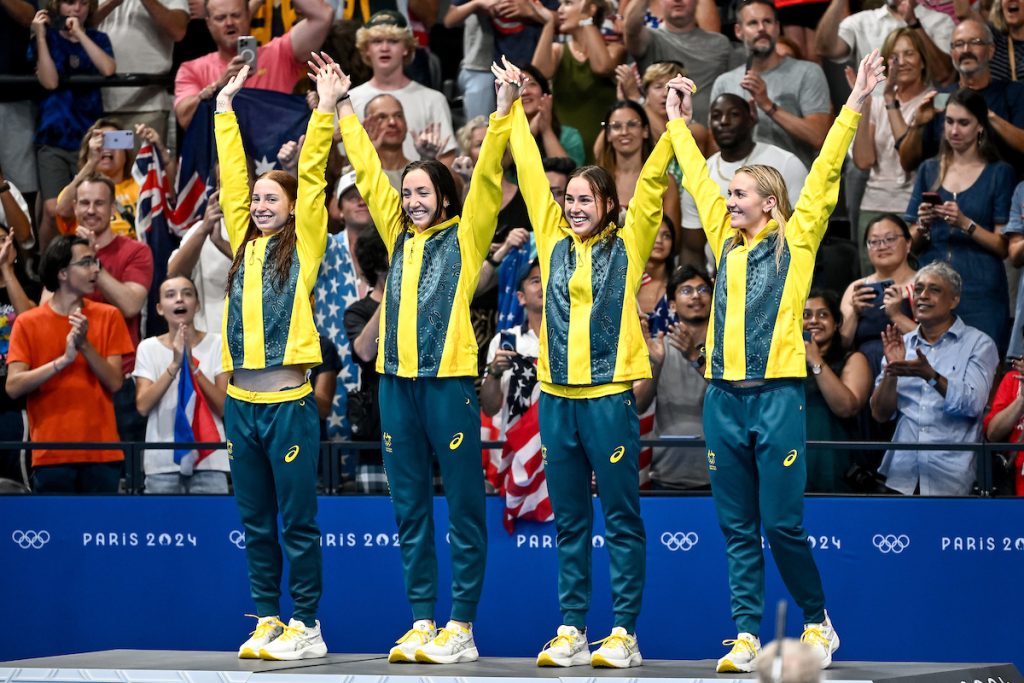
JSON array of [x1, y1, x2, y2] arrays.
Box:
[[713, 145, 756, 182]]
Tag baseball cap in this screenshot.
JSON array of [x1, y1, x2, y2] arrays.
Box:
[[364, 10, 408, 29], [335, 169, 358, 201]]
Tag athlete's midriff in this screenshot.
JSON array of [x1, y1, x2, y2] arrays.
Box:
[[233, 365, 307, 392]]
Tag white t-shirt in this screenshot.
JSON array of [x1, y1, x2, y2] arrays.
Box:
[[680, 142, 808, 228], [0, 182, 34, 249], [859, 89, 930, 213], [349, 80, 458, 162], [100, 0, 190, 112], [837, 5, 954, 63], [484, 323, 540, 441], [169, 218, 231, 334], [133, 332, 228, 475]]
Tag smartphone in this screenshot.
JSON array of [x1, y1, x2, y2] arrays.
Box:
[[499, 331, 516, 352], [48, 10, 70, 31], [861, 278, 894, 306], [802, 330, 812, 342], [933, 92, 951, 110], [921, 191, 943, 205], [237, 35, 258, 71], [103, 130, 134, 150]]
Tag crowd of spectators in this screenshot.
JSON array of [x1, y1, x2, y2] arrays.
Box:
[[3, 0, 1024, 497]]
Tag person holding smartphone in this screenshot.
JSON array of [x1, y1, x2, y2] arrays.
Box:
[[907, 87, 1014, 355]]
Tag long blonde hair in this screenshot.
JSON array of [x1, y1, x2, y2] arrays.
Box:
[[733, 165, 793, 267]]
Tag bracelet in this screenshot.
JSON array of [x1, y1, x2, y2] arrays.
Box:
[[765, 102, 778, 118], [337, 94, 351, 104], [0, 182, 10, 194], [885, 100, 900, 111], [485, 253, 502, 267], [486, 365, 502, 377], [52, 359, 62, 374], [167, 364, 180, 378]]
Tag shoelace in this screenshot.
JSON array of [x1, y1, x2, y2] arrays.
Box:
[[800, 625, 830, 649], [543, 631, 580, 651], [591, 632, 634, 650], [245, 614, 287, 639], [396, 626, 434, 645], [722, 638, 758, 656], [275, 622, 308, 643], [432, 626, 465, 646]]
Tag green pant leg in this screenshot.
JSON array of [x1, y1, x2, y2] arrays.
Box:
[[538, 392, 592, 630], [379, 375, 437, 621], [704, 382, 764, 636], [580, 390, 644, 634], [262, 394, 323, 627], [753, 381, 826, 625], [225, 395, 283, 618], [420, 377, 487, 623]]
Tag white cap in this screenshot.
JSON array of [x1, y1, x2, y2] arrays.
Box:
[[335, 169, 358, 201]]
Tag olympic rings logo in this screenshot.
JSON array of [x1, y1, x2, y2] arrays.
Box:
[[11, 530, 50, 549], [229, 530, 246, 549], [660, 531, 699, 552], [872, 533, 910, 554]]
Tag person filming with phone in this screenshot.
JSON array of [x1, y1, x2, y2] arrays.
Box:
[[906, 87, 1013, 354], [173, 0, 333, 128]]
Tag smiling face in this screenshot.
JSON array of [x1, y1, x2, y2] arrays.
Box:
[[606, 106, 648, 156], [912, 271, 959, 324], [943, 102, 984, 153], [521, 76, 544, 117], [74, 180, 114, 236], [726, 171, 775, 231], [563, 175, 613, 237], [649, 222, 674, 263], [951, 20, 994, 77], [205, 0, 250, 53], [865, 218, 911, 272], [157, 276, 199, 327], [671, 275, 711, 323], [802, 296, 836, 347], [250, 177, 294, 235], [887, 35, 925, 88], [557, 0, 590, 32], [517, 264, 544, 315], [402, 168, 441, 230]]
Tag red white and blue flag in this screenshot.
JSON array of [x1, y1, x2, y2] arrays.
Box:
[[173, 355, 221, 476]]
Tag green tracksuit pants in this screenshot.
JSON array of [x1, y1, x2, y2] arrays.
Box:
[[379, 374, 487, 623], [538, 389, 645, 634], [704, 379, 826, 636], [225, 384, 322, 627]]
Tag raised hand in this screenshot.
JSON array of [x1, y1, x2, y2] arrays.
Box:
[[308, 52, 351, 110], [69, 309, 90, 348], [0, 231, 15, 269], [135, 124, 163, 148], [171, 322, 187, 370], [65, 15, 84, 38], [492, 56, 525, 116], [216, 63, 250, 111], [414, 123, 449, 161], [31, 10, 49, 38], [201, 190, 223, 231], [615, 63, 642, 102], [880, 323, 906, 366], [882, 283, 904, 320], [665, 75, 696, 123], [847, 48, 886, 112], [664, 322, 695, 356], [277, 138, 301, 174], [885, 348, 936, 380], [452, 155, 474, 183], [75, 226, 97, 250]]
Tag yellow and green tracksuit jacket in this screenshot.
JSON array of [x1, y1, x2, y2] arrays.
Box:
[[508, 99, 674, 399], [215, 108, 332, 373], [667, 106, 860, 381], [338, 106, 511, 378]]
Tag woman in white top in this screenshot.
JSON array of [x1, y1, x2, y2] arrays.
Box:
[[133, 273, 230, 494], [852, 26, 935, 275]]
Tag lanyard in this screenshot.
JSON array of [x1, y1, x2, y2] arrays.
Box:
[[1011, 35, 1017, 82]]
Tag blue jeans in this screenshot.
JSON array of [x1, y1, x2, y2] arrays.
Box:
[[32, 461, 121, 493], [145, 471, 229, 494], [458, 68, 496, 123]]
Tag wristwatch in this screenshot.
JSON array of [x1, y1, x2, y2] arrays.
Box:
[[485, 253, 502, 268], [927, 373, 939, 387], [885, 101, 901, 111], [0, 182, 9, 194], [811, 363, 822, 376]]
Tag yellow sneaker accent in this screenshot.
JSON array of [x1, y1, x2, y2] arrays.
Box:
[[389, 622, 436, 663], [537, 652, 560, 667], [716, 636, 760, 673], [258, 620, 306, 660], [239, 614, 286, 659]]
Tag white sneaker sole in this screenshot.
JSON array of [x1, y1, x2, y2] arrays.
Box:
[[414, 646, 479, 664], [820, 633, 840, 669], [591, 652, 643, 668], [537, 650, 591, 667], [258, 643, 328, 661]]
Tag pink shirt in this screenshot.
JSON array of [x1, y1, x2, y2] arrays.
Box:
[[174, 33, 303, 106]]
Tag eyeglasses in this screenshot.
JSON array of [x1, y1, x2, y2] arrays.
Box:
[[866, 235, 903, 250], [68, 256, 101, 269], [679, 285, 711, 296], [951, 38, 990, 50], [606, 120, 643, 132]]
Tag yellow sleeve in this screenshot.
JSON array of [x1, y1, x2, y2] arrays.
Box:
[[460, 106, 513, 266], [667, 118, 731, 263], [508, 99, 565, 246], [788, 106, 860, 250], [295, 109, 333, 271], [214, 112, 253, 255], [623, 133, 673, 262], [339, 113, 405, 256]]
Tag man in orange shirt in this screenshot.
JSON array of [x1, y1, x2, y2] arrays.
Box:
[[6, 235, 134, 493]]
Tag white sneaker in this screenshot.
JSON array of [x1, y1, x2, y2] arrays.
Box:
[[800, 611, 840, 669], [258, 618, 328, 661], [389, 620, 436, 663], [238, 615, 284, 659], [415, 621, 479, 664], [590, 627, 642, 668], [716, 632, 761, 673], [537, 625, 590, 667]]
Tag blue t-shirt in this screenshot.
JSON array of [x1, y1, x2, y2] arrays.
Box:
[[454, 0, 557, 66], [27, 27, 114, 150]]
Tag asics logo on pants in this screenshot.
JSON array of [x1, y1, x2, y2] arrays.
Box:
[[285, 445, 300, 463]]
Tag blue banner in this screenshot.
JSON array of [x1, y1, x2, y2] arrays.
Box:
[[2, 496, 1022, 668]]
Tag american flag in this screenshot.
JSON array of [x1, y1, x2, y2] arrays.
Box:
[[481, 352, 553, 533], [638, 402, 654, 490], [313, 234, 362, 441], [496, 240, 535, 331]]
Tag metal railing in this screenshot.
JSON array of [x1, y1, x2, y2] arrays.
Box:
[[3, 438, 1022, 497], [0, 73, 172, 88]]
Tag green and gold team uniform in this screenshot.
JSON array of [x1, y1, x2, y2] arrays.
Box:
[[338, 105, 511, 624], [667, 107, 861, 636], [216, 108, 332, 627], [508, 99, 673, 634]]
